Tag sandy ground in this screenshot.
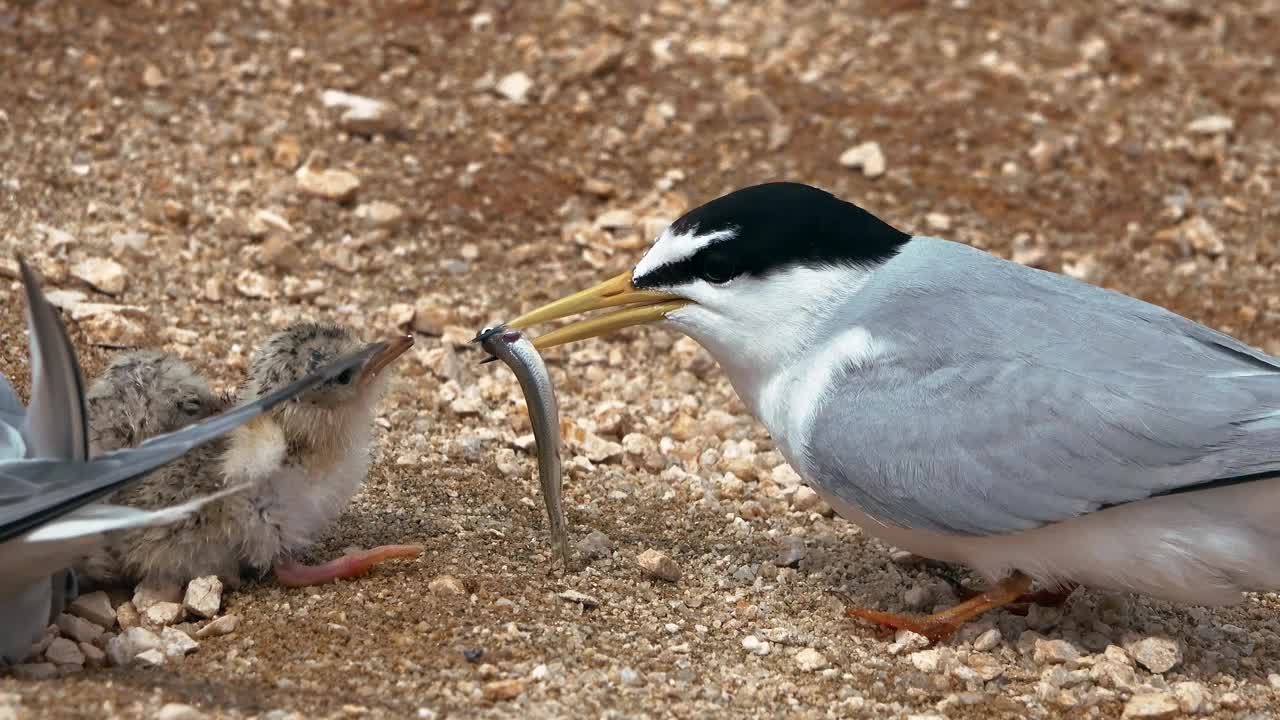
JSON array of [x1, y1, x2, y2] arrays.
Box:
[[3, 0, 1280, 718]]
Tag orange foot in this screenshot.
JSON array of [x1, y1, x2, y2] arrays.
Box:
[[274, 544, 424, 587], [843, 572, 1035, 642]]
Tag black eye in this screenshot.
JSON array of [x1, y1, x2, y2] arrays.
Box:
[[700, 251, 737, 284], [179, 399, 203, 416], [336, 368, 354, 385]]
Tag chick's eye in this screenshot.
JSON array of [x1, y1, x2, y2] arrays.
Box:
[[336, 368, 355, 385], [179, 399, 203, 415], [700, 251, 737, 284]]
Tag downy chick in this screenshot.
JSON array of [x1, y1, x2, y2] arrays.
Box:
[[77, 322, 417, 589]]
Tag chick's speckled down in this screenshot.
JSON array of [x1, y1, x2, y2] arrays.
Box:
[[75, 322, 408, 590]]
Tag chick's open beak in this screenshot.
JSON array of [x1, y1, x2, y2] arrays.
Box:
[[507, 270, 689, 350], [360, 334, 414, 385]]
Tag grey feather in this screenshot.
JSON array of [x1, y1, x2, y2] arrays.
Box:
[[804, 238, 1280, 536], [0, 373, 21, 421], [18, 257, 90, 462]]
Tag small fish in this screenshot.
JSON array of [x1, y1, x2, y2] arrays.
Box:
[[475, 324, 570, 567]]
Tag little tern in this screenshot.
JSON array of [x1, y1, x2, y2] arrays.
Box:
[[1, 258, 372, 663], [503, 181, 1280, 639]]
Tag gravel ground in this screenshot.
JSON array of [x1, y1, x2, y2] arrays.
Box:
[[3, 1, 1280, 718]]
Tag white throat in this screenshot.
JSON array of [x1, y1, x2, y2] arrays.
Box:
[[663, 264, 881, 457]]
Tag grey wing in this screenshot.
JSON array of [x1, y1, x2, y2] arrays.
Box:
[[0, 373, 22, 430], [806, 247, 1280, 536], [0, 345, 376, 543], [17, 257, 90, 462]]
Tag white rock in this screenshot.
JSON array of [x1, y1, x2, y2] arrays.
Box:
[[908, 647, 952, 673], [495, 72, 534, 103], [1171, 681, 1208, 714], [839, 141, 886, 179], [194, 615, 239, 638], [791, 486, 830, 514], [594, 209, 636, 230], [741, 635, 771, 656], [111, 231, 151, 258], [887, 630, 930, 655], [924, 212, 952, 231], [771, 463, 803, 488], [132, 584, 181, 611], [1130, 637, 1181, 673], [79, 310, 149, 348], [1121, 691, 1179, 719], [320, 89, 401, 134], [1034, 638, 1082, 664], [69, 591, 116, 628], [156, 703, 208, 720], [1270, 673, 1280, 689], [144, 602, 185, 627], [37, 225, 77, 247], [160, 627, 199, 657], [355, 200, 405, 229], [72, 258, 128, 295], [44, 289, 87, 310], [636, 548, 680, 582], [106, 627, 163, 667], [134, 648, 166, 667], [116, 601, 142, 629], [621, 433, 656, 456], [295, 152, 360, 201], [795, 648, 829, 671], [183, 576, 223, 619], [1186, 114, 1234, 135], [44, 637, 84, 666], [428, 574, 467, 596], [234, 269, 277, 299], [972, 627, 1002, 652], [579, 431, 623, 463]]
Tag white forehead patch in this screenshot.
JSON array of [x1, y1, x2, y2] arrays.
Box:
[[633, 225, 737, 280]]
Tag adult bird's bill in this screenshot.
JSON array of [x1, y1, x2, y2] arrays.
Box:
[[504, 181, 1280, 642], [507, 271, 688, 350]]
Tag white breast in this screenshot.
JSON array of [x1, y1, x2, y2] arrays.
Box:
[[753, 326, 886, 460]]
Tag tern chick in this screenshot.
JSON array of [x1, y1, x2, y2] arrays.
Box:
[[77, 322, 418, 590]]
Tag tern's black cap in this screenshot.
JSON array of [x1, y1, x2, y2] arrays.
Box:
[[632, 182, 911, 289]]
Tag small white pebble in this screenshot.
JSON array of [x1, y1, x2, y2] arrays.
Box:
[[795, 647, 829, 671], [156, 703, 208, 720], [741, 635, 771, 656]]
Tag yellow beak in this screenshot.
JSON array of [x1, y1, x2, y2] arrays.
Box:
[[508, 270, 689, 350]]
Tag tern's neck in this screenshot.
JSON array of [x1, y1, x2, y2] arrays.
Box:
[[666, 264, 878, 431]]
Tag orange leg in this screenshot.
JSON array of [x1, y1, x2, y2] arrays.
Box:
[[843, 572, 1034, 642], [273, 544, 423, 587], [944, 579, 1078, 615]]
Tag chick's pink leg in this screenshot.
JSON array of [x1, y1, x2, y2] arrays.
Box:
[[273, 544, 423, 587]]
